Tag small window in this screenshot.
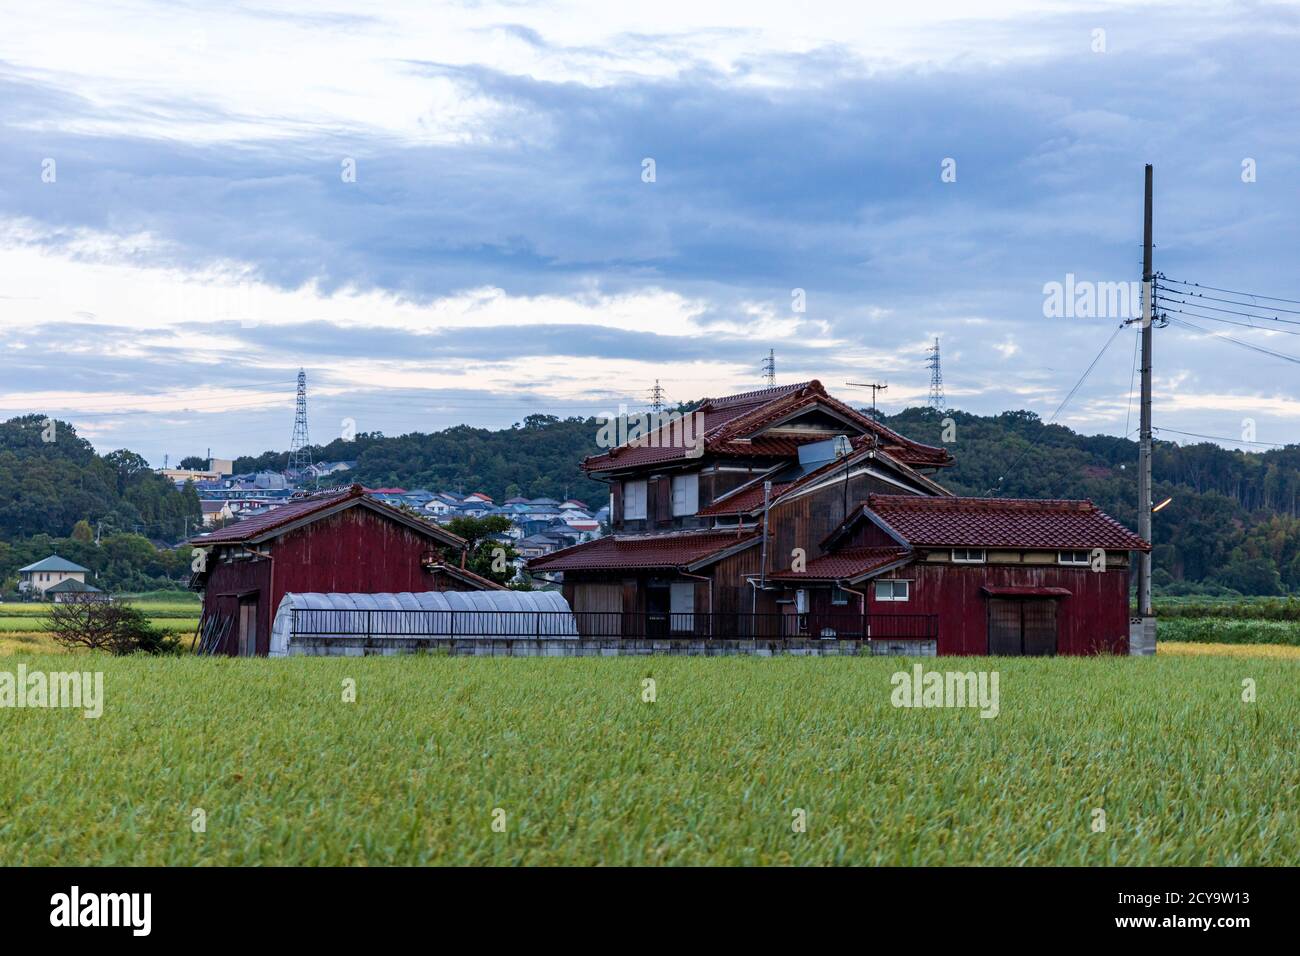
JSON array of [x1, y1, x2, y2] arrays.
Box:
[[831, 586, 850, 606], [951, 549, 986, 563], [623, 480, 647, 520], [671, 472, 699, 516], [1058, 550, 1092, 566], [874, 579, 910, 602]]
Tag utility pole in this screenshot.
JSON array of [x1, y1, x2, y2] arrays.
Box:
[[1134, 164, 1156, 655]]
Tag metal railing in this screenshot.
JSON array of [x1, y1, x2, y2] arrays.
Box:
[[290, 608, 938, 641]]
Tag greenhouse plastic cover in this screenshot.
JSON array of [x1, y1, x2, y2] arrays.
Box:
[[270, 590, 578, 657]]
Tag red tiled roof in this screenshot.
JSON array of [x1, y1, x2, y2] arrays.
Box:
[[861, 495, 1151, 551], [527, 530, 759, 572], [190, 485, 464, 547], [582, 380, 952, 474], [768, 547, 911, 582]]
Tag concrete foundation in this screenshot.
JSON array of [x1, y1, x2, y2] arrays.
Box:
[[288, 637, 939, 657]]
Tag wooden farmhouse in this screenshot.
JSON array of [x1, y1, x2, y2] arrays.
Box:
[[528, 381, 1149, 655], [190, 484, 502, 656]]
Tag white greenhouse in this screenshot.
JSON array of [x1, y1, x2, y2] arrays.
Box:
[[269, 590, 580, 657]]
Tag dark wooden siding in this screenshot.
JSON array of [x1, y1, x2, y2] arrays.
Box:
[[868, 562, 1130, 655], [200, 506, 477, 656]]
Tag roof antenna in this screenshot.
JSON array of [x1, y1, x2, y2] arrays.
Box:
[[845, 381, 888, 448]]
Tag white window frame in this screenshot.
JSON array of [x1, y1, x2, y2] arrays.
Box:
[[1058, 550, 1092, 566], [671, 472, 699, 517], [623, 480, 647, 520], [951, 548, 986, 564], [874, 579, 911, 602]]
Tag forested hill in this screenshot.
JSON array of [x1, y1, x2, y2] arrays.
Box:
[[235, 414, 611, 505], [0, 415, 199, 541], [229, 405, 1300, 594]]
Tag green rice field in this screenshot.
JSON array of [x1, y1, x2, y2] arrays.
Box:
[[0, 594, 200, 654], [0, 654, 1293, 865]]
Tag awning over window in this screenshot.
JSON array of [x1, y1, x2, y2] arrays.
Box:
[[981, 586, 1072, 597]]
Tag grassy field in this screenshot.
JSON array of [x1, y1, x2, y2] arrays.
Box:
[[0, 593, 201, 655], [1157, 617, 1300, 645], [0, 654, 1293, 865]]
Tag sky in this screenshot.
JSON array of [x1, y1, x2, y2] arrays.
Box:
[[1, 0, 1299, 465]]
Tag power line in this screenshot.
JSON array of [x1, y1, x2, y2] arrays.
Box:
[[1155, 293, 1300, 327], [1153, 426, 1290, 448], [1158, 288, 1300, 317], [987, 322, 1125, 496], [1157, 305, 1300, 337], [1161, 276, 1300, 307], [1123, 326, 1139, 440], [1166, 315, 1300, 365]]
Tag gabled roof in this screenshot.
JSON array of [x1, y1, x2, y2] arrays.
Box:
[[527, 530, 760, 573], [44, 578, 103, 593], [189, 485, 465, 549], [696, 440, 950, 519], [19, 555, 89, 573], [768, 547, 911, 584], [583, 380, 952, 475], [826, 495, 1150, 552]]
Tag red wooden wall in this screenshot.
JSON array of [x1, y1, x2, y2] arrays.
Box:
[[869, 562, 1130, 655], [202, 507, 467, 656]]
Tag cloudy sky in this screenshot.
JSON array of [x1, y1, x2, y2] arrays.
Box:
[[2, 0, 1298, 464]]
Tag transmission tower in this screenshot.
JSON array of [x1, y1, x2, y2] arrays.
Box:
[[648, 380, 666, 413], [926, 337, 945, 411], [762, 349, 776, 387], [288, 368, 312, 476]]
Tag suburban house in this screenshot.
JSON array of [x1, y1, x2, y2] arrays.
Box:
[[45, 578, 108, 603], [18, 556, 91, 597], [189, 484, 503, 656], [527, 380, 1147, 655], [201, 499, 235, 526]]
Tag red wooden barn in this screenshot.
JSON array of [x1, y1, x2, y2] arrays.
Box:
[[769, 494, 1150, 655], [190, 484, 502, 656]]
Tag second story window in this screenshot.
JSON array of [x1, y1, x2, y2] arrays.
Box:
[[1058, 550, 1092, 565], [951, 548, 986, 563], [624, 479, 647, 520], [671, 473, 699, 516]]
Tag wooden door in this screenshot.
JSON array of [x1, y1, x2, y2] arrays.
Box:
[[1021, 600, 1058, 656], [986, 598, 1058, 656], [987, 599, 1021, 655], [238, 598, 259, 657]]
